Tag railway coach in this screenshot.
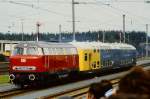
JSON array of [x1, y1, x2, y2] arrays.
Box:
[[9, 41, 136, 86]]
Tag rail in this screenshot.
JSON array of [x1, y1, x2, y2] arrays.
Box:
[[40, 79, 120, 99]]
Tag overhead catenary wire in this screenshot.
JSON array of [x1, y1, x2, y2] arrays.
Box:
[[0, 0, 150, 33], [7, 1, 72, 18], [94, 0, 150, 21]]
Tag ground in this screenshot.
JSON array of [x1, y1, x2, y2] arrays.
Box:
[[0, 75, 9, 84]]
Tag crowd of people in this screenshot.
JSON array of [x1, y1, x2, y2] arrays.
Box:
[[88, 66, 150, 99]]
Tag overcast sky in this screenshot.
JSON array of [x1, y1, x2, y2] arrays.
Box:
[[0, 0, 150, 35]]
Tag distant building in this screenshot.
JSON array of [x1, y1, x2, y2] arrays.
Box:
[[0, 40, 21, 56]]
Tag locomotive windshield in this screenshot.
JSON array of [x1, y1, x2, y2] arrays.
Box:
[[12, 47, 24, 55]]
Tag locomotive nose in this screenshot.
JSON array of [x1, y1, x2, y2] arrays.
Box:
[[9, 74, 15, 80], [28, 74, 35, 81]]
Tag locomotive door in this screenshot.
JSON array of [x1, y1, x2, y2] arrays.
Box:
[[44, 48, 55, 72]]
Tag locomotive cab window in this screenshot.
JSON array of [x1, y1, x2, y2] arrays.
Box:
[[12, 47, 24, 55]]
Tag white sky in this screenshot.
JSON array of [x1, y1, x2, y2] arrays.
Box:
[[0, 0, 150, 35]]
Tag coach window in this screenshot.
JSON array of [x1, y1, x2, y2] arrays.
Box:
[[85, 53, 88, 61], [97, 61, 99, 65], [94, 49, 96, 53], [97, 49, 99, 52]]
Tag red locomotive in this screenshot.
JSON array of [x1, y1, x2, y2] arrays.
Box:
[[9, 42, 79, 86]]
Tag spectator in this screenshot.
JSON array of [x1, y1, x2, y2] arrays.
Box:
[[117, 66, 150, 95], [88, 79, 113, 99], [108, 93, 150, 99]]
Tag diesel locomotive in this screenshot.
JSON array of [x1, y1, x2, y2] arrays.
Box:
[[9, 41, 136, 86]]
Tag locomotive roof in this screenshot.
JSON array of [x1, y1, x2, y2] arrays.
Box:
[[15, 41, 75, 48], [15, 41, 136, 50]]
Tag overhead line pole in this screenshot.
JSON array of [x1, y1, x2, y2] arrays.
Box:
[[146, 24, 149, 57], [72, 0, 76, 42], [123, 14, 125, 43], [21, 19, 24, 41], [103, 32, 105, 42], [72, 0, 79, 42], [36, 22, 40, 42], [59, 24, 62, 42]]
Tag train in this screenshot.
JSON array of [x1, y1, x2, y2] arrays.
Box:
[[9, 41, 137, 86]]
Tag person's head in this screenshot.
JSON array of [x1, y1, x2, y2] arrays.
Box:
[[118, 66, 150, 95], [88, 80, 113, 99]]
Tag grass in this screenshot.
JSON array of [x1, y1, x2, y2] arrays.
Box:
[[0, 75, 9, 84]]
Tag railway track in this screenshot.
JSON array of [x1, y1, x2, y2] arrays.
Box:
[[0, 60, 150, 99], [40, 79, 120, 99], [0, 86, 35, 99]]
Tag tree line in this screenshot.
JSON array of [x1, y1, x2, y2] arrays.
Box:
[[0, 30, 149, 48]]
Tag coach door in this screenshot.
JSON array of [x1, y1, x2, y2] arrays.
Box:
[[82, 49, 92, 71]]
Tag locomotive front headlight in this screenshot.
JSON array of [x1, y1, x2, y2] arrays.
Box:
[[9, 74, 15, 80]]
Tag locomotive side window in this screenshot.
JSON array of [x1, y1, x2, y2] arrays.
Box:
[[49, 48, 54, 55], [54, 48, 63, 55], [94, 49, 96, 53], [65, 48, 77, 55], [65, 48, 71, 55], [13, 47, 24, 55], [70, 48, 77, 54], [43, 48, 49, 55], [26, 47, 38, 55], [38, 48, 43, 55]]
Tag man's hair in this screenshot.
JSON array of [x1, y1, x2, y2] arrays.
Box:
[[118, 66, 150, 94], [89, 80, 113, 99]]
